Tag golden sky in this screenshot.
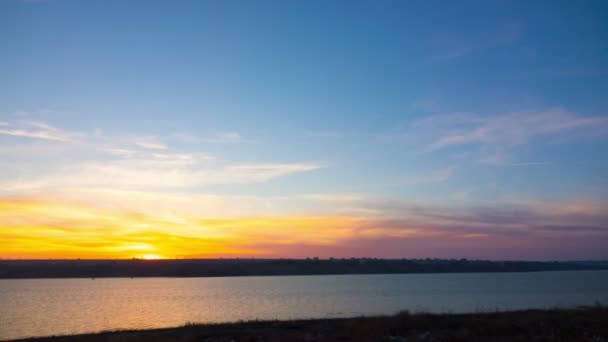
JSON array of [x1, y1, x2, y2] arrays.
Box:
[[2, 192, 607, 260]]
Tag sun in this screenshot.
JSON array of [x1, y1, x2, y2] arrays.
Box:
[[138, 254, 165, 260]]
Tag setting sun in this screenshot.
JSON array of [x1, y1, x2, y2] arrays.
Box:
[[138, 254, 164, 260]]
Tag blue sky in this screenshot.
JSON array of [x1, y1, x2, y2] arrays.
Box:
[[1, 0, 608, 259]]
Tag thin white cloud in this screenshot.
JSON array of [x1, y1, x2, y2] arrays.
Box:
[[219, 163, 321, 184], [0, 116, 320, 193], [202, 131, 248, 144], [1, 156, 322, 191], [101, 148, 137, 157], [0, 120, 77, 142], [133, 136, 167, 150], [420, 109, 608, 152], [174, 131, 248, 144], [57, 189, 286, 218]]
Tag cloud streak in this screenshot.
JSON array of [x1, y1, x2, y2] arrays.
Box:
[[353, 197, 608, 241], [423, 109, 607, 151], [133, 136, 168, 150], [205, 131, 244, 143], [0, 158, 322, 191], [0, 120, 77, 142], [174, 131, 249, 144], [0, 117, 322, 192]]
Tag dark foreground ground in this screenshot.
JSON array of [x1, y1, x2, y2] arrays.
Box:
[[12, 307, 608, 342]]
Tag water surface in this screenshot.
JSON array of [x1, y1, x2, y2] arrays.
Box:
[[2, 270, 608, 340]]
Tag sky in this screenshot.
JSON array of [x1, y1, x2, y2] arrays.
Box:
[[1, 0, 608, 260]]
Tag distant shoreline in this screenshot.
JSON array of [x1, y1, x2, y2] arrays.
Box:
[[2, 268, 608, 281], [1, 258, 608, 279], [9, 306, 608, 342]]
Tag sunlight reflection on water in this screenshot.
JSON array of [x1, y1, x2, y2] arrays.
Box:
[[1, 270, 608, 340]]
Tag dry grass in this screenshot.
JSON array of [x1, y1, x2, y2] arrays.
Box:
[[11, 306, 608, 342]]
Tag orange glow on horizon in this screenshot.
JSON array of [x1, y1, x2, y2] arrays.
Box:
[[0, 197, 394, 259], [3, 195, 603, 259]]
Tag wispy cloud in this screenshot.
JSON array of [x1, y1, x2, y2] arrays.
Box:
[[174, 131, 248, 144], [414, 109, 608, 153], [133, 136, 167, 150], [0, 155, 322, 191], [351, 197, 608, 242], [101, 148, 138, 157], [0, 120, 77, 142], [206, 131, 243, 143], [218, 163, 321, 184], [0, 117, 321, 193]]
